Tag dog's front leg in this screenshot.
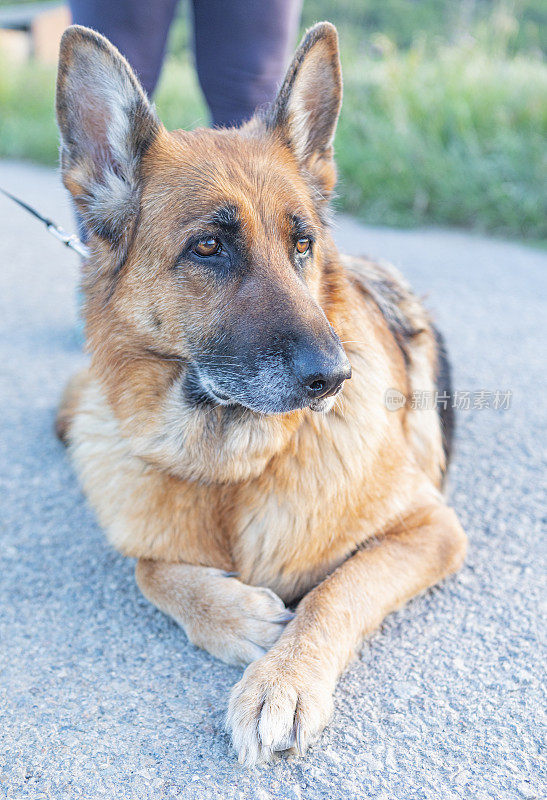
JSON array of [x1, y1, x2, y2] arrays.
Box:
[[226, 502, 467, 764], [136, 560, 294, 666]]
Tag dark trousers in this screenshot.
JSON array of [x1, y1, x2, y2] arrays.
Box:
[[69, 0, 302, 128]]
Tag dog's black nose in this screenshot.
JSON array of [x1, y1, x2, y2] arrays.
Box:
[[293, 347, 352, 400]]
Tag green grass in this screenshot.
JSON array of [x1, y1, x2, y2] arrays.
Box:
[[301, 0, 547, 55], [0, 2, 545, 241], [336, 40, 547, 237], [0, 57, 59, 163]]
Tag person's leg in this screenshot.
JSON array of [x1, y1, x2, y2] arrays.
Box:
[[191, 0, 302, 128], [69, 0, 178, 96]]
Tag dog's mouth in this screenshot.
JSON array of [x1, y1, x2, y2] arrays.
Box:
[[307, 383, 343, 413], [201, 380, 234, 407], [188, 364, 345, 415]]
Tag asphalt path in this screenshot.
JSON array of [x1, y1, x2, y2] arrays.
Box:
[[0, 160, 545, 799]]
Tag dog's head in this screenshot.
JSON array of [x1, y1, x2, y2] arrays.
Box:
[[56, 22, 350, 415]]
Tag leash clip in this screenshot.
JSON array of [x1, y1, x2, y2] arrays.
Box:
[[46, 222, 90, 258], [0, 186, 90, 259]]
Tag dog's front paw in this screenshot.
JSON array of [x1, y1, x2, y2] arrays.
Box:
[[186, 572, 294, 666], [226, 654, 335, 765]]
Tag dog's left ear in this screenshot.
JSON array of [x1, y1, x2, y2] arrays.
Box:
[[56, 25, 160, 261], [266, 22, 342, 194]]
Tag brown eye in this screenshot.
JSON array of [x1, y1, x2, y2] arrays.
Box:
[[193, 237, 221, 257], [296, 237, 311, 255]]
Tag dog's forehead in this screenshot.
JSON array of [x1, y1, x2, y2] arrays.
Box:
[[142, 127, 313, 224]]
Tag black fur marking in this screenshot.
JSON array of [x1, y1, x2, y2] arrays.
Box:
[[432, 325, 455, 474], [209, 204, 241, 233], [360, 272, 424, 367], [290, 214, 316, 240]]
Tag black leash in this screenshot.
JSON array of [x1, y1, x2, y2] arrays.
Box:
[[0, 186, 89, 258]]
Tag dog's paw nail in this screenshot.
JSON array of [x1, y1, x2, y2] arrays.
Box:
[[223, 571, 240, 578], [295, 723, 308, 756]]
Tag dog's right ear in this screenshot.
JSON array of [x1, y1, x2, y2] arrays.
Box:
[[56, 25, 159, 260]]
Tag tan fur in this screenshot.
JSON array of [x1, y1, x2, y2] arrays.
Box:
[[55, 22, 467, 764]]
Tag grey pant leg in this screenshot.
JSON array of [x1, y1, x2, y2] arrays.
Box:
[[69, 0, 302, 123], [69, 0, 178, 96], [191, 0, 302, 127]]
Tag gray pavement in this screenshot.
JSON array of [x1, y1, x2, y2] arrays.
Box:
[[0, 159, 545, 799]]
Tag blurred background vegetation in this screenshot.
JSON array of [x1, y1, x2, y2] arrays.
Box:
[[0, 0, 545, 241]]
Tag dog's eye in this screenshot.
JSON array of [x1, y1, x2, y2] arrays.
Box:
[[193, 237, 221, 257], [295, 237, 311, 255]]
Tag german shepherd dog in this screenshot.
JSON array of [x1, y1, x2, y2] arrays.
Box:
[[55, 22, 467, 764]]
